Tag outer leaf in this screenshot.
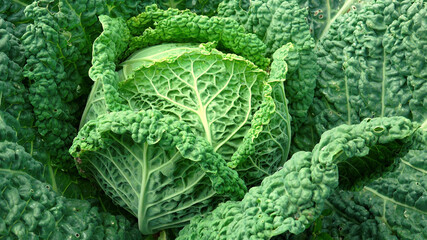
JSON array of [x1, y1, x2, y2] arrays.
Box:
[[22, 0, 98, 164], [321, 124, 427, 239], [0, 113, 44, 183], [0, 168, 143, 240], [0, 111, 142, 239], [0, 0, 33, 36], [21, 0, 153, 170], [177, 116, 419, 240], [0, 17, 34, 146], [0, 114, 44, 181], [306, 0, 365, 42], [0, 110, 131, 220], [0, 17, 126, 208], [405, 3, 427, 123], [0, 170, 143, 240], [70, 110, 246, 234], [219, 0, 313, 56], [295, 0, 427, 151]]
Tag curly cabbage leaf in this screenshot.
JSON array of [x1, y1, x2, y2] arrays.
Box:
[[0, 0, 33, 36], [177, 116, 421, 239], [321, 152, 427, 239], [218, 0, 319, 132], [229, 44, 292, 185], [141, 0, 223, 16], [319, 121, 427, 239], [0, 110, 142, 239], [0, 169, 143, 240], [126, 5, 269, 68], [305, 0, 366, 42], [20, 0, 156, 170], [0, 17, 131, 212], [70, 109, 247, 234], [293, 0, 427, 152], [0, 17, 33, 146]]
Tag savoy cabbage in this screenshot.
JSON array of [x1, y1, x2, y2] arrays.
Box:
[[0, 0, 425, 239], [70, 7, 292, 234]]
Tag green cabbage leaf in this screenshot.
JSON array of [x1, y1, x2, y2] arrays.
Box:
[[0, 110, 142, 239], [218, 0, 319, 133], [294, 0, 427, 151], [177, 116, 424, 240]]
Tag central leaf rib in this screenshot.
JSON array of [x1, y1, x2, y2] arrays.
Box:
[[138, 143, 149, 233], [191, 60, 213, 144]]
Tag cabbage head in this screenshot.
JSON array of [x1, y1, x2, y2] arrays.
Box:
[[70, 5, 292, 234]]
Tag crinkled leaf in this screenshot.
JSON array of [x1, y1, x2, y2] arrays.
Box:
[[126, 5, 269, 68], [0, 110, 142, 239], [0, 0, 33, 36], [218, 0, 319, 132], [177, 116, 420, 239], [21, 0, 155, 170], [70, 109, 247, 234], [306, 0, 366, 42], [321, 127, 427, 239], [295, 0, 427, 151], [143, 0, 223, 16], [0, 17, 127, 210], [0, 169, 142, 239]]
